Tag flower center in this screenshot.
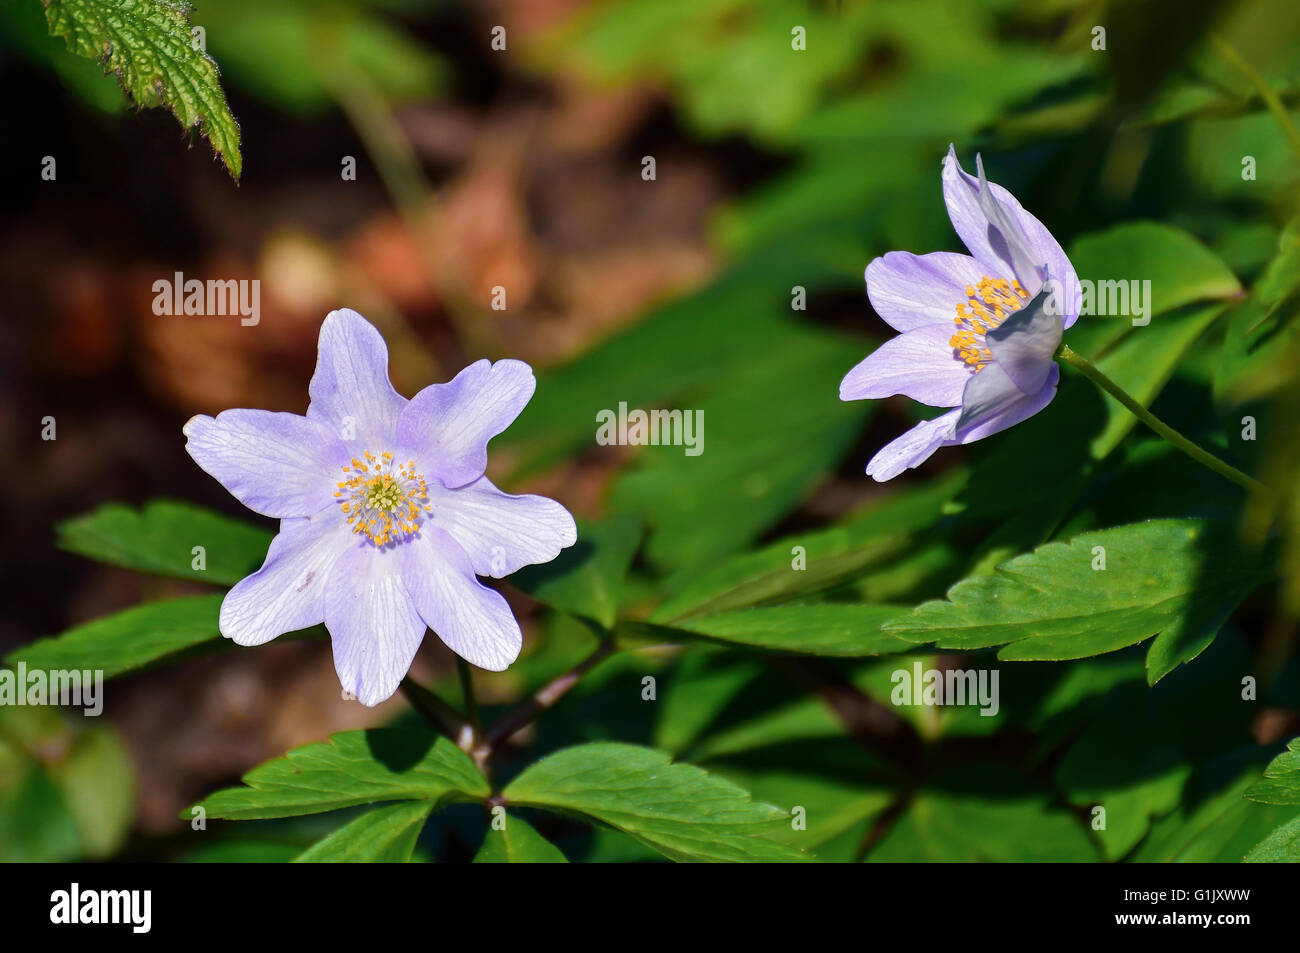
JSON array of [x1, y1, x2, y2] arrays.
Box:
[[334, 451, 431, 547], [950, 276, 1030, 371]]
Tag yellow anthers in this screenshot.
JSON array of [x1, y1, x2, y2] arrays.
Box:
[[949, 274, 1031, 371], [335, 450, 433, 546]]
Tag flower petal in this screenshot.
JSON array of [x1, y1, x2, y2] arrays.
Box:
[[942, 146, 1081, 327], [865, 409, 960, 482], [955, 362, 1059, 442], [183, 410, 344, 518], [984, 282, 1062, 396], [865, 250, 988, 332], [428, 476, 577, 578], [840, 324, 972, 408], [399, 527, 522, 671], [220, 512, 347, 646], [397, 359, 536, 489], [324, 542, 427, 707], [307, 309, 408, 449]]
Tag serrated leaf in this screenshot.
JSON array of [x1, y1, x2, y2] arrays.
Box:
[[502, 742, 811, 862], [510, 515, 641, 629], [473, 813, 568, 863], [652, 472, 961, 622], [192, 727, 488, 820], [1244, 737, 1300, 805], [868, 764, 1098, 862], [58, 500, 271, 586], [1244, 815, 1300, 862], [293, 801, 434, 863], [885, 520, 1268, 664], [1134, 748, 1299, 862], [628, 604, 911, 657], [5, 594, 223, 679], [43, 0, 242, 178]]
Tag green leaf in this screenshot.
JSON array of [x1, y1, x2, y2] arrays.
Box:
[[1134, 748, 1299, 862], [293, 801, 434, 862], [502, 742, 811, 862], [6, 594, 223, 679], [630, 604, 911, 657], [473, 813, 569, 863], [510, 516, 641, 629], [868, 764, 1098, 862], [1245, 815, 1300, 862], [42, 0, 242, 178], [58, 500, 271, 586], [1244, 737, 1300, 805], [192, 727, 488, 821], [885, 520, 1268, 665], [1067, 222, 1241, 341], [652, 472, 961, 622], [608, 325, 869, 571]]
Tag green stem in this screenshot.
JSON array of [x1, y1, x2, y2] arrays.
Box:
[[456, 657, 482, 735], [1211, 35, 1300, 163], [1057, 344, 1271, 497]]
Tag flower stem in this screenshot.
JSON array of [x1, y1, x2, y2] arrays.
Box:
[[399, 677, 470, 743], [1057, 344, 1270, 497], [456, 657, 482, 736]]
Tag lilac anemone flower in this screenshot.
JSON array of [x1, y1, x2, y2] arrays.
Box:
[[184, 309, 576, 706], [840, 145, 1082, 481]]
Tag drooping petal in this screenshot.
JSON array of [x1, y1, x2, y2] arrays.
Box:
[[840, 324, 972, 408], [942, 146, 1081, 327], [307, 309, 408, 449], [865, 409, 960, 482], [984, 282, 1062, 396], [427, 476, 577, 578], [955, 363, 1060, 443], [184, 410, 344, 518], [323, 542, 428, 707], [399, 527, 523, 671], [865, 250, 989, 332], [397, 359, 536, 489], [220, 512, 348, 646]]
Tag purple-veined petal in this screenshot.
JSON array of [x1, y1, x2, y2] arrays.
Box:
[[307, 309, 408, 450], [183, 410, 344, 518], [397, 359, 536, 489], [865, 409, 960, 482], [984, 282, 1062, 396], [398, 527, 523, 671], [955, 363, 1060, 442], [323, 540, 428, 707], [942, 146, 1081, 328], [865, 250, 989, 332], [220, 511, 348, 645], [840, 324, 972, 408], [427, 476, 577, 578]]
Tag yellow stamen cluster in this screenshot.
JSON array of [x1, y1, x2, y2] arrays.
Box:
[[950, 276, 1030, 370], [335, 451, 431, 547]]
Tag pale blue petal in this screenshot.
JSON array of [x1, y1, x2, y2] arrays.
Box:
[[184, 410, 344, 518], [307, 309, 408, 450], [840, 324, 971, 408], [866, 409, 960, 482], [955, 363, 1060, 442], [397, 359, 536, 489], [220, 512, 348, 645], [942, 145, 1081, 328], [428, 476, 577, 578], [865, 250, 989, 332], [984, 282, 1062, 396], [399, 527, 522, 671], [324, 542, 427, 707]]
